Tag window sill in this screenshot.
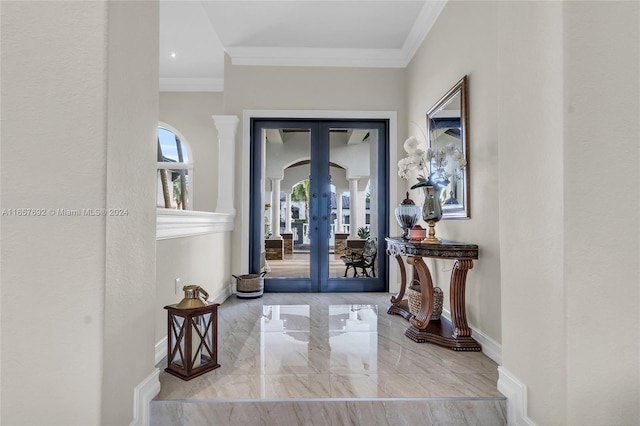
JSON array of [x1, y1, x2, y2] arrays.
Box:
[[156, 209, 235, 240]]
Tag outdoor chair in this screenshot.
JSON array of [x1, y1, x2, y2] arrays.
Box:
[[340, 237, 377, 277]]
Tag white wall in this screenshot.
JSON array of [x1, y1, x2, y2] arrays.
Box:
[[498, 2, 566, 422], [157, 95, 234, 352], [102, 2, 159, 425], [499, 1, 639, 424], [223, 55, 406, 280], [562, 2, 639, 423], [1, 1, 159, 425], [409, 1, 640, 423], [1, 2, 108, 423], [406, 1, 502, 345], [159, 92, 224, 212], [156, 233, 231, 344]]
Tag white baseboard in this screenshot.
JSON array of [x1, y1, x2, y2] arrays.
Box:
[[468, 324, 502, 365], [441, 309, 502, 365], [155, 284, 233, 366], [211, 283, 233, 304], [129, 368, 160, 426], [155, 336, 168, 366], [497, 366, 536, 426]]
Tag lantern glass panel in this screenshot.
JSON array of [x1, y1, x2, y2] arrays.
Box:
[[170, 315, 185, 367], [193, 313, 213, 366], [203, 313, 213, 363], [191, 320, 202, 367]]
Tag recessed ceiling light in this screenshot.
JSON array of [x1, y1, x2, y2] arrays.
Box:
[[170, 52, 177, 59]]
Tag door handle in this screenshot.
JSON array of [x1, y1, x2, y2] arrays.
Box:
[[320, 193, 331, 237]]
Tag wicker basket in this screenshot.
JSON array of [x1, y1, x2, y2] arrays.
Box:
[[407, 281, 443, 320], [232, 272, 265, 298]]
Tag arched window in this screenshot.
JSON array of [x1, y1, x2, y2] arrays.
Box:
[[157, 124, 193, 209]]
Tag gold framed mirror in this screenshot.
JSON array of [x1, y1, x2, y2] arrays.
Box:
[[427, 75, 469, 219]]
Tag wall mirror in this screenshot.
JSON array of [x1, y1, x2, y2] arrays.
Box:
[[427, 75, 469, 219]]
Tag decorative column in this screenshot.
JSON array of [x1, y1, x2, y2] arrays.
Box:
[[348, 178, 359, 239], [284, 192, 292, 233], [281, 191, 293, 255], [358, 188, 367, 233], [336, 192, 344, 233], [212, 115, 239, 215], [333, 190, 349, 257], [271, 178, 282, 239]]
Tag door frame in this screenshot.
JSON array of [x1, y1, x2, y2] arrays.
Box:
[[238, 110, 400, 293], [250, 119, 389, 292]]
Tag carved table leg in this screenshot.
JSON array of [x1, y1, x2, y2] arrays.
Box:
[[389, 252, 406, 304], [407, 256, 434, 330], [403, 257, 481, 351], [450, 259, 474, 338], [387, 252, 412, 320]]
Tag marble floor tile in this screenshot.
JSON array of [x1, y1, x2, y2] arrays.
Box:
[[155, 292, 503, 402], [187, 373, 262, 399], [262, 373, 332, 399], [150, 399, 507, 426]]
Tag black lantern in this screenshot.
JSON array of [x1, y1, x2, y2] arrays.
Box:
[[164, 286, 220, 380]]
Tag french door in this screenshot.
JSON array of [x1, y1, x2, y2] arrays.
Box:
[[250, 119, 388, 292]]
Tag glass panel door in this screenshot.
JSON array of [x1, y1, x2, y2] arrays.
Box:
[[267, 127, 312, 279], [320, 122, 386, 292], [250, 119, 388, 293], [251, 121, 316, 292], [326, 127, 377, 279]]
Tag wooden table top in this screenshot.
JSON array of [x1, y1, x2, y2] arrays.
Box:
[[385, 236, 478, 260]]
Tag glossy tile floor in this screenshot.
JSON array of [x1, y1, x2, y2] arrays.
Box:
[[156, 293, 502, 401]]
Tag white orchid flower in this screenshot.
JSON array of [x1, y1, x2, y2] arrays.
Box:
[[445, 143, 456, 156], [425, 147, 435, 161], [403, 136, 421, 154], [398, 135, 466, 182], [410, 149, 425, 166]]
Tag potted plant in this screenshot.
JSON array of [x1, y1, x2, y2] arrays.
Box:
[[357, 226, 370, 239]]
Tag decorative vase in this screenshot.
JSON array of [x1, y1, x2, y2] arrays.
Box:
[[411, 175, 449, 243], [394, 192, 421, 239]]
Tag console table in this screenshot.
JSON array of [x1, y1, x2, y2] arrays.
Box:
[[385, 237, 480, 351]]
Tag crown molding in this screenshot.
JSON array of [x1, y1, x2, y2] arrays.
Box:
[[226, 46, 409, 68], [159, 77, 224, 92], [225, 1, 447, 69], [402, 0, 448, 62]]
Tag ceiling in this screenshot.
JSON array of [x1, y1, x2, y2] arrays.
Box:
[[159, 0, 447, 92]]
